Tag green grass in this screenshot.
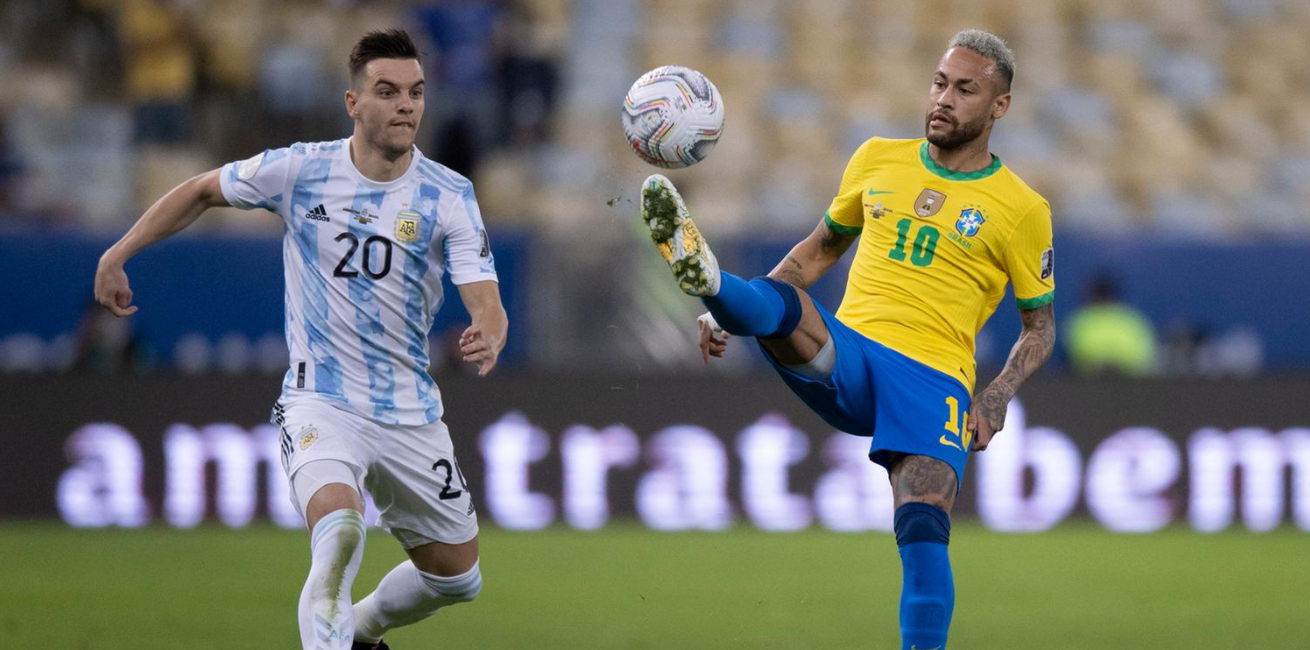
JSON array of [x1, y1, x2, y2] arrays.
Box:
[[1, 520, 1306, 649]]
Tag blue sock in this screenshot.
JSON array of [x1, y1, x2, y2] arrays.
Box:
[[701, 272, 798, 338], [894, 503, 954, 650]]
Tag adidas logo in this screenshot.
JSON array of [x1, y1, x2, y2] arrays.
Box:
[[304, 204, 329, 222]]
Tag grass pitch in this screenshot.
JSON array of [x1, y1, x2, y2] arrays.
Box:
[[2, 520, 1306, 649]]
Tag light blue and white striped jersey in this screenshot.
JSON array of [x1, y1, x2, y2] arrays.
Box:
[[219, 138, 497, 425]]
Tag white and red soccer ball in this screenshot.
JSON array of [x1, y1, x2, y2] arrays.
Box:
[[621, 65, 725, 169]]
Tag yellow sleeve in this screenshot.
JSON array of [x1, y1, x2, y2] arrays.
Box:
[[1004, 200, 1055, 309], [823, 138, 878, 235]]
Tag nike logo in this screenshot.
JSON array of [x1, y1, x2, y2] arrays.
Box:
[[938, 435, 962, 450], [867, 189, 895, 196]]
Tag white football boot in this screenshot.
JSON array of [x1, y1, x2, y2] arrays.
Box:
[[641, 174, 722, 297]]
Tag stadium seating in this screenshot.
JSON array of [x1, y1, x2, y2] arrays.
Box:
[[2, 0, 1308, 236]]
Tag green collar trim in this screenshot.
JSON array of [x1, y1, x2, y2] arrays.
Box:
[[919, 141, 1002, 181]]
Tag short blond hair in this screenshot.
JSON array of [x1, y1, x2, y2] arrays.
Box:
[[948, 29, 1014, 93]]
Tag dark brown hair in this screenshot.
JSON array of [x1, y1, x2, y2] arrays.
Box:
[[349, 29, 422, 82]]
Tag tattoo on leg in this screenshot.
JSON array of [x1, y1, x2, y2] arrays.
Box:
[[893, 455, 957, 511]]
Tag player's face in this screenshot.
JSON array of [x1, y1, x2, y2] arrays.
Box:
[[925, 48, 1009, 150], [348, 58, 425, 158]]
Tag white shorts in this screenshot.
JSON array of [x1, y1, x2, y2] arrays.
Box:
[[274, 397, 479, 548]]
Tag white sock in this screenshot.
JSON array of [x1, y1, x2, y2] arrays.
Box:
[[298, 509, 367, 650], [353, 560, 483, 643]]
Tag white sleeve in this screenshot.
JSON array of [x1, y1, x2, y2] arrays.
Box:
[[219, 148, 295, 216], [443, 185, 499, 285]]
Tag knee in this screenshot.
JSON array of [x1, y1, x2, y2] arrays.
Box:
[[333, 523, 365, 559], [444, 570, 482, 603], [421, 561, 482, 604], [751, 276, 803, 339], [894, 502, 951, 547], [311, 508, 367, 557]]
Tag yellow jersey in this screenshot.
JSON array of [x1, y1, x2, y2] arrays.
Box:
[[825, 137, 1054, 392]]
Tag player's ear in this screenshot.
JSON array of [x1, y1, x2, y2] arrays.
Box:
[[991, 92, 1011, 120], [344, 89, 359, 119]]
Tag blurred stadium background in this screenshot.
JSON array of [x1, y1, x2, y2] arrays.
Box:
[[2, 0, 1309, 648]]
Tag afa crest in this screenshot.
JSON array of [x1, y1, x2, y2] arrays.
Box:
[[395, 211, 421, 243], [299, 427, 318, 451], [955, 208, 986, 238]]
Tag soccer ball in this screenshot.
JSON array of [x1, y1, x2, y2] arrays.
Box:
[[621, 65, 725, 168]]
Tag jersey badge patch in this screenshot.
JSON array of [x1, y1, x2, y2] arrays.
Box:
[[237, 152, 265, 180], [955, 208, 986, 237], [298, 427, 318, 451], [864, 189, 894, 219], [1040, 247, 1054, 280], [865, 201, 888, 220], [395, 212, 421, 243], [914, 188, 946, 218], [344, 207, 377, 225]]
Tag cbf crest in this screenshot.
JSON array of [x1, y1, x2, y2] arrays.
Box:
[[955, 208, 986, 238], [395, 211, 422, 243]]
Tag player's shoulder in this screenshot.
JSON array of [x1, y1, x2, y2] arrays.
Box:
[[415, 155, 474, 195], [243, 139, 344, 171], [850, 135, 922, 161], [282, 139, 348, 160], [993, 162, 1050, 219]]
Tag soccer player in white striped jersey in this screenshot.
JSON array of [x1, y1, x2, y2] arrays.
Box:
[[93, 29, 503, 650]]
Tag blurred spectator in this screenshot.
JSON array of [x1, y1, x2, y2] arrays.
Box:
[[71, 299, 154, 373], [1161, 323, 1266, 378], [0, 111, 19, 212], [1159, 322, 1206, 377], [117, 0, 197, 142], [497, 0, 560, 147], [1064, 275, 1158, 377], [415, 0, 504, 177]]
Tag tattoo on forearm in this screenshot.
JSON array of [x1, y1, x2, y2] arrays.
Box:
[[773, 255, 806, 287], [981, 303, 1056, 412], [974, 386, 1010, 432]]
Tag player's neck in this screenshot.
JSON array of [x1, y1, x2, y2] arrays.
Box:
[[349, 137, 413, 183], [927, 138, 992, 174]]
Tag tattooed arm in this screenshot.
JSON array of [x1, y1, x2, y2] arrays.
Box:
[[767, 217, 859, 289], [967, 302, 1056, 451], [699, 217, 857, 361]]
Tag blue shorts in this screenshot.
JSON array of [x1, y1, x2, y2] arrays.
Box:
[[757, 301, 973, 486]]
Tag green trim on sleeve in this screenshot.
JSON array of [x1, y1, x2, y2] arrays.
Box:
[[919, 141, 1003, 181], [1016, 291, 1055, 310], [824, 211, 863, 236]]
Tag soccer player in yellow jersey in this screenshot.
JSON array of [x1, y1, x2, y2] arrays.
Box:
[[639, 29, 1054, 649]]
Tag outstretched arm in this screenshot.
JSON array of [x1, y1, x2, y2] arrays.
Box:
[[94, 169, 229, 316], [967, 302, 1056, 451], [767, 217, 859, 289], [455, 280, 507, 376]]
